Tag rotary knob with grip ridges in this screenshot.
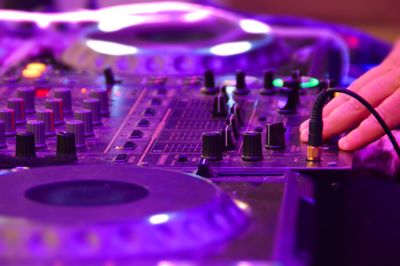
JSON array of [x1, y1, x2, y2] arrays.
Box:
[[7, 97, 26, 125], [265, 122, 286, 150], [54, 87, 72, 115], [16, 131, 36, 157], [242, 131, 263, 161], [201, 131, 223, 161], [56, 131, 77, 159], [17, 87, 35, 114]]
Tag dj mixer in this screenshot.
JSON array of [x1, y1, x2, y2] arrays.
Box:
[[0, 2, 394, 265]]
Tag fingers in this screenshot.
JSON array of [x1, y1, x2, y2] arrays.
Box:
[[299, 68, 400, 143], [339, 88, 400, 150]]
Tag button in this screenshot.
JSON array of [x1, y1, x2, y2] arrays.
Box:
[[16, 131, 36, 157], [137, 119, 150, 127], [178, 154, 188, 162], [7, 97, 26, 125], [144, 108, 156, 116], [54, 87, 72, 115], [151, 98, 162, 106], [130, 130, 144, 138], [74, 109, 94, 137], [83, 98, 102, 126], [66, 120, 85, 148], [45, 98, 64, 125], [36, 109, 55, 137], [123, 141, 137, 150], [26, 119, 46, 149], [0, 108, 16, 136], [56, 131, 77, 159], [115, 153, 129, 162], [201, 131, 223, 161], [17, 87, 35, 114]]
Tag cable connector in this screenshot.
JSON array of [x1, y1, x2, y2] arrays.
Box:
[[306, 145, 322, 162]]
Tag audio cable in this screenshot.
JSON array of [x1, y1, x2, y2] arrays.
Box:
[[307, 88, 400, 161]]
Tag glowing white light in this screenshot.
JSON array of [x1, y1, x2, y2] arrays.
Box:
[[183, 10, 210, 22], [234, 199, 250, 211], [239, 19, 271, 34], [98, 16, 147, 32], [86, 40, 138, 56], [148, 214, 170, 225], [209, 41, 252, 56]]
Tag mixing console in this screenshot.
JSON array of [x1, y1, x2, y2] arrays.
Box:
[[0, 2, 394, 265]]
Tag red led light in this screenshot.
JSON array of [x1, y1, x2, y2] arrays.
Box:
[[35, 88, 50, 97]]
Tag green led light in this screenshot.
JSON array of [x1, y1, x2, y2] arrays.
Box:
[[272, 77, 319, 89], [301, 78, 320, 89], [272, 78, 284, 87]]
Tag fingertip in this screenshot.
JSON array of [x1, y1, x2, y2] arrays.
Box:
[[299, 120, 309, 132], [300, 130, 308, 142], [338, 137, 352, 151]]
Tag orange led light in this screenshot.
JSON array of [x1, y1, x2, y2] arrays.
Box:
[[26, 62, 47, 73], [22, 68, 42, 79]]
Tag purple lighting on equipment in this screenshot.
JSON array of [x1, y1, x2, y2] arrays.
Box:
[[210, 41, 252, 56]]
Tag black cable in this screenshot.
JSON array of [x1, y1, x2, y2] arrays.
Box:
[[308, 88, 400, 159]]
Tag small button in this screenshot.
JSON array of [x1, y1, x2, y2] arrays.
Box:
[[144, 108, 156, 116], [138, 119, 150, 127], [178, 154, 188, 162], [130, 130, 144, 138], [151, 98, 162, 106], [123, 141, 137, 150], [115, 153, 129, 162]]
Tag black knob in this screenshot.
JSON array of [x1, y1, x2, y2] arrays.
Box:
[[226, 114, 240, 138], [194, 158, 216, 178], [201, 70, 218, 94], [265, 122, 286, 150], [212, 94, 228, 118], [103, 67, 116, 85], [221, 125, 236, 151], [202, 131, 223, 161], [234, 70, 249, 95], [242, 131, 263, 161], [16, 131, 36, 157], [230, 103, 244, 126], [284, 70, 302, 99], [261, 70, 276, 95], [278, 87, 297, 114], [56, 131, 77, 159]]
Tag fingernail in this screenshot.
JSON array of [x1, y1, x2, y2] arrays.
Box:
[[338, 138, 348, 150]]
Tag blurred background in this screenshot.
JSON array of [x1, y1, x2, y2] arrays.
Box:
[[0, 0, 398, 42]]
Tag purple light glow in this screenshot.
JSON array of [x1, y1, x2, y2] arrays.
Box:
[[239, 19, 271, 34], [209, 41, 252, 56], [86, 40, 138, 56]]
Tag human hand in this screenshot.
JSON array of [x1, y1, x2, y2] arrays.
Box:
[[299, 40, 400, 151]]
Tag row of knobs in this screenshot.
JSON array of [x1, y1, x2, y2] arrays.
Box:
[[0, 87, 110, 150], [202, 122, 286, 162], [205, 70, 304, 115]]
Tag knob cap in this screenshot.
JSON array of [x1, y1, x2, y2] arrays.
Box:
[[242, 131, 263, 161], [66, 120, 85, 148], [17, 87, 35, 114], [201, 70, 218, 95], [194, 158, 216, 178], [212, 94, 228, 118], [234, 70, 249, 95], [45, 98, 64, 125], [16, 131, 36, 157], [74, 109, 94, 137], [54, 87, 72, 115], [278, 88, 297, 114], [261, 70, 276, 95], [56, 131, 77, 158], [36, 109, 55, 137], [221, 125, 236, 151], [7, 97, 26, 125], [83, 98, 102, 126], [0, 120, 7, 149], [0, 108, 16, 136], [265, 122, 286, 150], [26, 120, 46, 149], [90, 89, 109, 117], [201, 131, 223, 161]]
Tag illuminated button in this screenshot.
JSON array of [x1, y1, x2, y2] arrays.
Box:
[[123, 141, 137, 150], [7, 97, 26, 125], [17, 87, 35, 114], [115, 153, 129, 162], [130, 130, 143, 138], [137, 119, 150, 127], [26, 62, 46, 73], [22, 68, 42, 79]]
